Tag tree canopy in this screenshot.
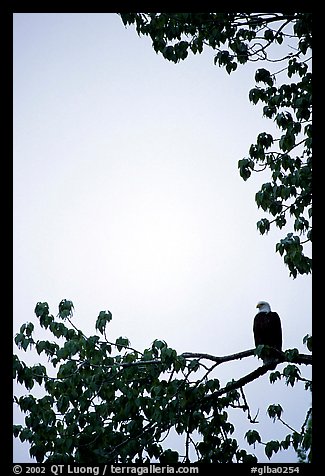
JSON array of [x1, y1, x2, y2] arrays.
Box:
[[119, 12, 312, 278], [13, 300, 312, 463]]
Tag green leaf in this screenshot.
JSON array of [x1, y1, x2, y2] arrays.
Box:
[[159, 449, 179, 464], [284, 348, 299, 362], [249, 87, 262, 105], [36, 340, 47, 355], [265, 440, 280, 459], [188, 359, 200, 371], [275, 215, 287, 229], [173, 355, 186, 372], [13, 424, 22, 438], [58, 299, 74, 319], [31, 364, 47, 384], [267, 404, 283, 421], [283, 364, 301, 386], [292, 431, 302, 450], [257, 218, 270, 235], [15, 333, 34, 352], [20, 322, 34, 337], [238, 158, 254, 181], [245, 429, 261, 445], [57, 395, 70, 413], [163, 45, 175, 62], [18, 395, 37, 412], [14, 333, 24, 347], [152, 339, 167, 350], [30, 443, 46, 463], [237, 450, 258, 464], [269, 371, 281, 384], [279, 132, 295, 152], [56, 346, 69, 361], [50, 321, 68, 339], [57, 360, 77, 379], [257, 132, 273, 149], [13, 355, 23, 379], [264, 29, 274, 41], [115, 336, 130, 351], [160, 346, 177, 366], [255, 68, 274, 87], [95, 310, 113, 335], [276, 111, 293, 129], [206, 378, 220, 392], [35, 302, 49, 318], [303, 334, 312, 351], [216, 49, 230, 66], [226, 61, 237, 74], [280, 434, 291, 450], [19, 428, 33, 443]]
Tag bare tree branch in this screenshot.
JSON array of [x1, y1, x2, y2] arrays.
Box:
[[181, 349, 254, 364], [202, 362, 272, 405], [181, 349, 312, 366]]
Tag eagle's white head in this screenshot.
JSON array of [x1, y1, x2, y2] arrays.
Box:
[[256, 301, 271, 313]]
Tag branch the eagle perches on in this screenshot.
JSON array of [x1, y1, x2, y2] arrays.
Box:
[[181, 349, 311, 404], [181, 348, 312, 366], [99, 347, 311, 402]]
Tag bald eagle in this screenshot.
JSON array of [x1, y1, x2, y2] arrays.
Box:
[[254, 301, 282, 368]]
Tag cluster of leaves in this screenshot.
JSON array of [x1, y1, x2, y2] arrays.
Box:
[[119, 13, 312, 278], [245, 398, 311, 462], [244, 59, 312, 278], [14, 301, 312, 463], [248, 335, 312, 462]]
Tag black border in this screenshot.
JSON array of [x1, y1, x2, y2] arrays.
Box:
[[7, 4, 316, 473]]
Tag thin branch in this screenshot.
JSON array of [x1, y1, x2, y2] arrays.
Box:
[[201, 363, 272, 406], [296, 374, 312, 384], [185, 418, 191, 462], [272, 56, 312, 77], [181, 349, 254, 364], [197, 352, 311, 408], [278, 417, 297, 433], [246, 18, 294, 62], [301, 407, 312, 434], [182, 349, 311, 366], [300, 238, 311, 245], [253, 164, 268, 172], [239, 387, 259, 423], [157, 428, 170, 443], [191, 361, 220, 388], [102, 332, 144, 356], [188, 434, 200, 461]]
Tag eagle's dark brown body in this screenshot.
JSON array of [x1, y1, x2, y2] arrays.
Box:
[[254, 310, 282, 367], [253, 311, 282, 350]]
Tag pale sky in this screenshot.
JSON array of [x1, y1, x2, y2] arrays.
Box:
[[13, 13, 312, 463]]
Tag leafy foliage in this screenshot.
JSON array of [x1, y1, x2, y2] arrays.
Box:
[[119, 13, 312, 278], [13, 301, 312, 463]]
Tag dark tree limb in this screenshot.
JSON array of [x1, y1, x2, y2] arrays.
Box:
[[195, 355, 311, 408], [181, 349, 254, 364], [200, 362, 275, 407], [181, 348, 312, 366]]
